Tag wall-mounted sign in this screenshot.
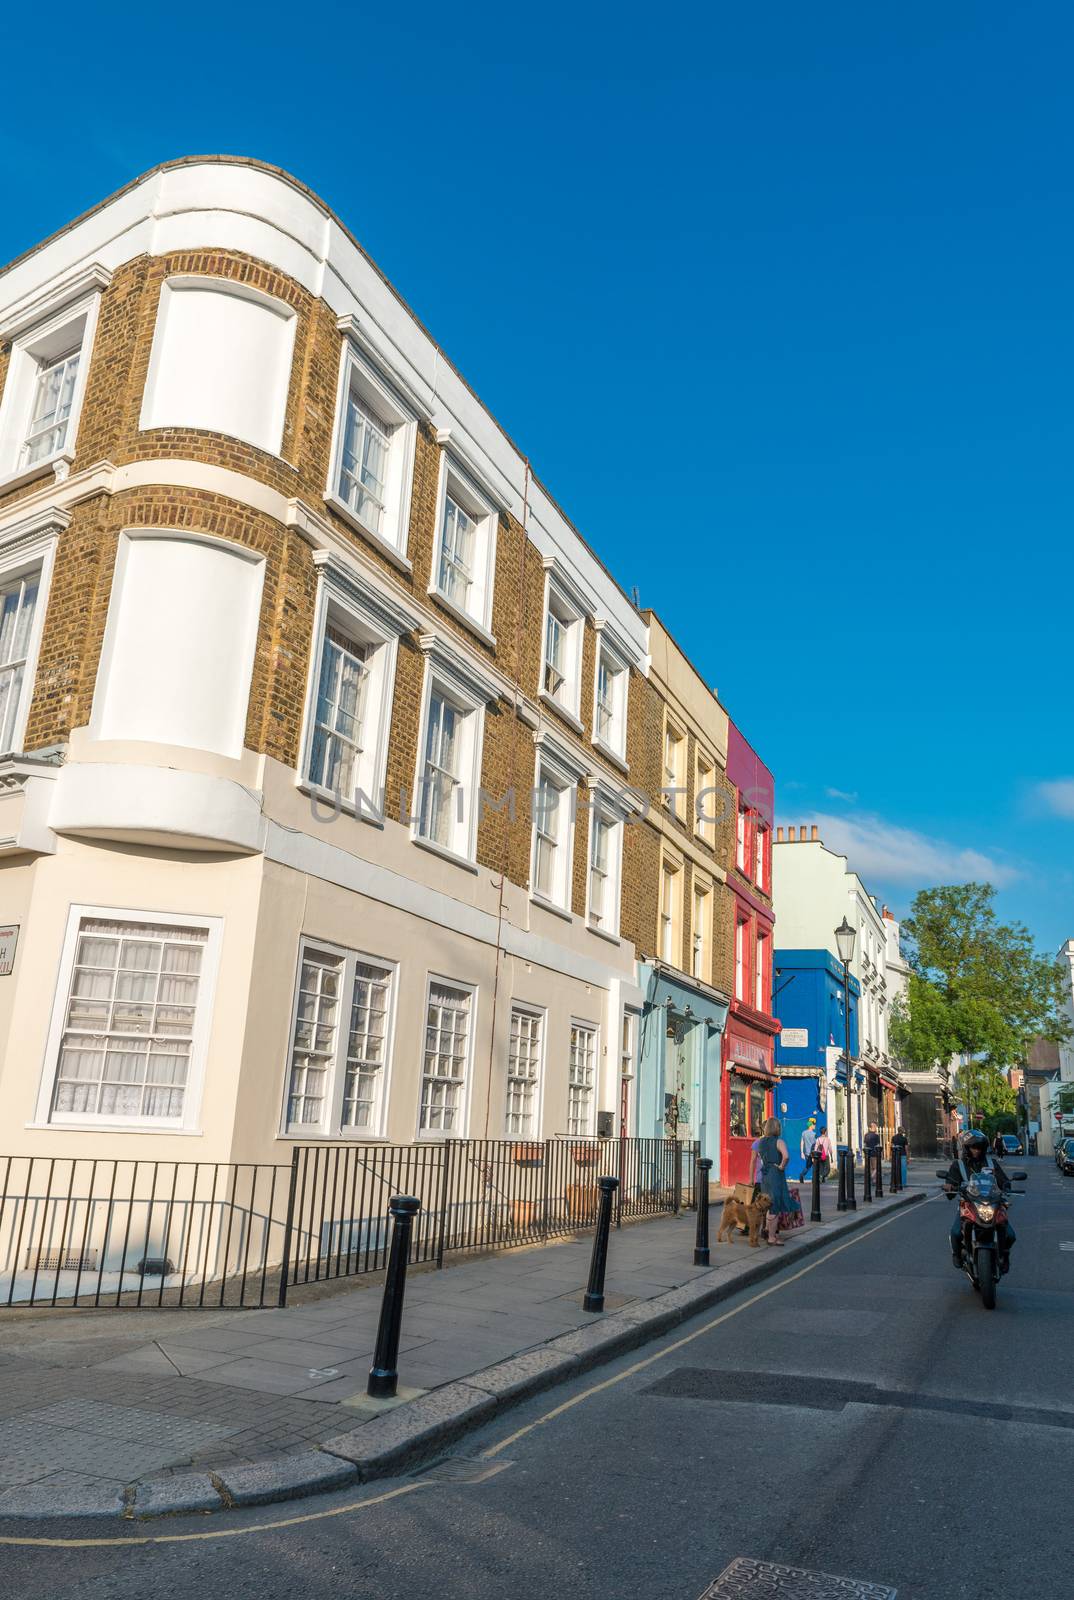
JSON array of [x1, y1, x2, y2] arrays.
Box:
[[728, 1034, 770, 1070], [780, 1027, 808, 1049], [0, 925, 19, 977]]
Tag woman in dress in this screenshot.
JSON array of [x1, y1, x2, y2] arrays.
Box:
[[755, 1116, 794, 1246]]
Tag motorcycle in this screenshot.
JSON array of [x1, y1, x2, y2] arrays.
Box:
[[937, 1164, 1027, 1310]]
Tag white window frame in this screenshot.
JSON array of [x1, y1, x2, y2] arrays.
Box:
[[692, 878, 712, 983], [660, 856, 682, 967], [0, 266, 109, 488], [325, 338, 418, 570], [411, 636, 497, 867], [736, 802, 747, 872], [663, 718, 686, 819], [0, 507, 61, 756], [591, 628, 629, 766], [755, 821, 768, 889], [280, 936, 397, 1139], [530, 763, 576, 914], [34, 904, 223, 1134], [585, 796, 624, 938], [539, 566, 586, 728], [567, 1020, 598, 1136], [505, 1002, 546, 1138], [735, 913, 749, 1002], [429, 452, 498, 642], [619, 1008, 639, 1138], [298, 556, 416, 821], [755, 928, 768, 1012], [695, 748, 716, 846], [418, 974, 477, 1139]]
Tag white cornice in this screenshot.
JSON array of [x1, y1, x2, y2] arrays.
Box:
[[433, 427, 510, 512], [311, 549, 421, 638], [417, 631, 501, 708], [336, 314, 433, 421], [0, 262, 112, 341]]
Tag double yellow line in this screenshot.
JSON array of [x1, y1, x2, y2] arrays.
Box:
[[0, 1202, 923, 1549]]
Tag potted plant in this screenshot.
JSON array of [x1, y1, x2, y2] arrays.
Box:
[[570, 1142, 601, 1167], [509, 1142, 545, 1168]]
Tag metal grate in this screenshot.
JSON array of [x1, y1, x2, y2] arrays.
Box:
[[699, 1556, 896, 1599], [25, 1247, 98, 1273]]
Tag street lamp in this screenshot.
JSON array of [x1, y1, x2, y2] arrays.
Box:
[[834, 917, 857, 1212]]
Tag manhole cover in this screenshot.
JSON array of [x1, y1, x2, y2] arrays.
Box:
[[699, 1556, 895, 1598], [415, 1456, 512, 1484]]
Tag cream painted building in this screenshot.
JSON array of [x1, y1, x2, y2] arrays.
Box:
[[0, 158, 658, 1184]]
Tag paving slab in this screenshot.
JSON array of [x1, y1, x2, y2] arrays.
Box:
[[0, 1187, 926, 1522]]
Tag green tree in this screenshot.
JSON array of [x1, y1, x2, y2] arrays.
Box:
[[889, 884, 1070, 1102]]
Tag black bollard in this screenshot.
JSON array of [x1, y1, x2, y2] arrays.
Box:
[[862, 1146, 873, 1203], [693, 1158, 713, 1265], [810, 1153, 823, 1223], [367, 1195, 421, 1399], [845, 1148, 857, 1210], [890, 1149, 900, 1193], [583, 1176, 620, 1311], [874, 1146, 884, 1199], [836, 1148, 848, 1212]]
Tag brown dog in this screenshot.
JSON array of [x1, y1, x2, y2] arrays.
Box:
[[716, 1189, 772, 1248]]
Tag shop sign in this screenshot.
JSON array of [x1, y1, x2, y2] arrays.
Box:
[[0, 925, 18, 977], [728, 1033, 770, 1070]]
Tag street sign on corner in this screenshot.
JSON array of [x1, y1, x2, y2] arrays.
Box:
[[0, 925, 19, 976]]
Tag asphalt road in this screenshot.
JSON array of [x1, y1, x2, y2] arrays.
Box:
[[4, 1158, 1071, 1600]]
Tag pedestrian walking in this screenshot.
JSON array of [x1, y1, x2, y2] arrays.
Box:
[[812, 1124, 832, 1182], [755, 1117, 794, 1247], [799, 1116, 818, 1180]]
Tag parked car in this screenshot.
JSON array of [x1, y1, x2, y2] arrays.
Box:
[[1059, 1138, 1074, 1176], [1000, 1134, 1023, 1156]]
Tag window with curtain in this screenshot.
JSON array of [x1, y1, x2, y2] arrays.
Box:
[[418, 691, 462, 849], [438, 494, 476, 608], [339, 393, 391, 535], [0, 572, 40, 751], [24, 349, 80, 466], [284, 944, 393, 1135], [568, 1023, 596, 1135], [308, 624, 372, 798], [506, 1007, 542, 1136], [421, 981, 472, 1134], [51, 918, 207, 1124]]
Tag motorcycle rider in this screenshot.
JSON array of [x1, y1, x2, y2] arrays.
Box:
[[943, 1128, 1016, 1273]]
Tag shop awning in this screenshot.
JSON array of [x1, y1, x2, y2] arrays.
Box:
[[775, 1065, 825, 1079], [731, 1063, 780, 1086]]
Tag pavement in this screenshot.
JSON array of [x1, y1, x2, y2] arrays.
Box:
[[0, 1174, 926, 1522]]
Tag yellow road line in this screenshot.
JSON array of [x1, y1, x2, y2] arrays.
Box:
[[0, 1196, 927, 1550]]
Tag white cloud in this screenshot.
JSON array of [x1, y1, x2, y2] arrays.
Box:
[[787, 811, 1020, 889], [824, 786, 859, 803], [1035, 779, 1074, 820]]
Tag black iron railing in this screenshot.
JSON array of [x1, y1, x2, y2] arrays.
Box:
[[0, 1138, 698, 1310]]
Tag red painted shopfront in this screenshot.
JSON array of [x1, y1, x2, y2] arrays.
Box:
[[722, 1014, 780, 1185]]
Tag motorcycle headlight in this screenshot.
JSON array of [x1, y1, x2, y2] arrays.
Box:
[[976, 1204, 995, 1222]]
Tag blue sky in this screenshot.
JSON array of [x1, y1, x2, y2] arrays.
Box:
[[3, 2, 1071, 950]]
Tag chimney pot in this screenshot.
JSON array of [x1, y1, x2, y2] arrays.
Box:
[[776, 826, 784, 842], [788, 826, 796, 841], [811, 825, 818, 841]]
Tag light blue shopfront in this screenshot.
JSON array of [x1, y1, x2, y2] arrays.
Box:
[[634, 963, 730, 1179]]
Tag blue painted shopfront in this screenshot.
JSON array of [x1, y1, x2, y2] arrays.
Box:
[[773, 950, 860, 1168], [635, 964, 729, 1179]]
